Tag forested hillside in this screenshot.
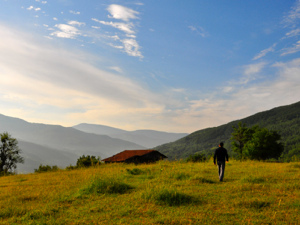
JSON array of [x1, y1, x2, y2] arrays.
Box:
[[155, 101, 300, 161]]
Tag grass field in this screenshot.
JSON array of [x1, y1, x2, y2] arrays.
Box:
[[1, 159, 300, 224]]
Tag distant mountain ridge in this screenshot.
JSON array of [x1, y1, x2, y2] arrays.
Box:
[[0, 114, 145, 172], [73, 123, 189, 148], [154, 101, 300, 160]]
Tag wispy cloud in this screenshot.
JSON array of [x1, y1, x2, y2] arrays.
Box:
[[68, 21, 86, 27], [107, 4, 139, 21], [109, 66, 123, 73], [281, 40, 300, 56], [122, 39, 143, 58], [284, 28, 300, 38], [188, 26, 208, 37], [282, 0, 300, 27], [53, 17, 58, 21], [92, 26, 100, 29], [69, 10, 80, 15], [51, 24, 81, 39], [252, 43, 277, 60], [92, 19, 135, 34], [92, 4, 143, 58]]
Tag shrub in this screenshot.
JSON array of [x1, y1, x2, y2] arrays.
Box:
[[80, 177, 132, 195], [34, 164, 59, 173], [76, 155, 101, 168], [143, 188, 194, 206], [186, 153, 206, 162], [126, 168, 144, 175]]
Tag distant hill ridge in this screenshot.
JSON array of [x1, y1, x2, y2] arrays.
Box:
[[154, 101, 300, 160], [73, 124, 189, 148]]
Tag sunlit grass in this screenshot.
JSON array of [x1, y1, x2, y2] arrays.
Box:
[[0, 159, 300, 224]]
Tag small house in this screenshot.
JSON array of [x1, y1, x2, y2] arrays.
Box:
[[102, 150, 167, 164]]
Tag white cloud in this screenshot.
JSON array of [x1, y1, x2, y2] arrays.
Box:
[[68, 21, 86, 26], [121, 39, 143, 58], [244, 62, 266, 76], [109, 66, 123, 73], [108, 43, 124, 49], [92, 26, 100, 29], [252, 43, 277, 60], [42, 1, 47, 4], [0, 24, 162, 129], [188, 26, 208, 37], [27, 6, 34, 10], [51, 24, 81, 39], [43, 24, 48, 27], [107, 4, 139, 22], [285, 28, 300, 38], [35, 8, 41, 11], [135, 3, 144, 6], [282, 0, 300, 27], [70, 10, 80, 15], [92, 19, 135, 34], [53, 17, 58, 21], [281, 40, 300, 56], [126, 34, 136, 38], [108, 35, 120, 40], [44, 36, 53, 39]]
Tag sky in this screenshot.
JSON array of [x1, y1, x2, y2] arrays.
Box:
[[1, 0, 300, 133]]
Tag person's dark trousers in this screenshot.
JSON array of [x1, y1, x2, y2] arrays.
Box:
[[217, 161, 226, 181]]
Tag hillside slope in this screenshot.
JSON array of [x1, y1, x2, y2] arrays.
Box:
[[155, 101, 300, 160]]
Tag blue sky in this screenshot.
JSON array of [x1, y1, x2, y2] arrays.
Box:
[[1, 0, 300, 133]]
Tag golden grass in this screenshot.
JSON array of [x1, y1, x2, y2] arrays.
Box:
[[0, 160, 300, 224]]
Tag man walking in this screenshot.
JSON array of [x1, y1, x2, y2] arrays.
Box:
[[214, 142, 229, 182]]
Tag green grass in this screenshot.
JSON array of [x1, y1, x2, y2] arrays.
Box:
[[0, 160, 300, 224]]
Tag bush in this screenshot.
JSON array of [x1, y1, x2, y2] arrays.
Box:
[[186, 153, 207, 162], [80, 177, 132, 195], [76, 155, 101, 168], [34, 164, 59, 173], [143, 188, 194, 206], [126, 168, 144, 175]]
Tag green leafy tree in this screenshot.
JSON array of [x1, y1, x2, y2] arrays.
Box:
[[231, 124, 284, 160], [0, 132, 24, 174], [76, 155, 101, 168], [244, 128, 284, 160], [231, 122, 256, 159]]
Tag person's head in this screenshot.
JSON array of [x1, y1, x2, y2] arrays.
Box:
[[219, 142, 224, 147]]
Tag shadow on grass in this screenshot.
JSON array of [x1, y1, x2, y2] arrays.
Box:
[[126, 168, 145, 175], [237, 199, 270, 210], [79, 177, 133, 196], [190, 176, 215, 184], [142, 188, 201, 206], [241, 176, 265, 184], [171, 172, 191, 180]]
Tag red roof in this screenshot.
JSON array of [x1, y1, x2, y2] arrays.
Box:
[[102, 150, 163, 162]]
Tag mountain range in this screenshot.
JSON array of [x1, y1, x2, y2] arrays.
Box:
[[154, 100, 300, 161], [0, 114, 188, 173]]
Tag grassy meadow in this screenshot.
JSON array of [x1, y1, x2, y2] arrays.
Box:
[[1, 160, 300, 224]]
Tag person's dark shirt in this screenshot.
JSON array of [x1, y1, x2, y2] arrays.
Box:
[[214, 147, 229, 164]]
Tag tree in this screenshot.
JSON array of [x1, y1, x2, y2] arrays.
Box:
[[231, 123, 284, 160], [76, 155, 101, 168], [243, 128, 284, 160], [0, 132, 24, 174], [231, 122, 257, 159]]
